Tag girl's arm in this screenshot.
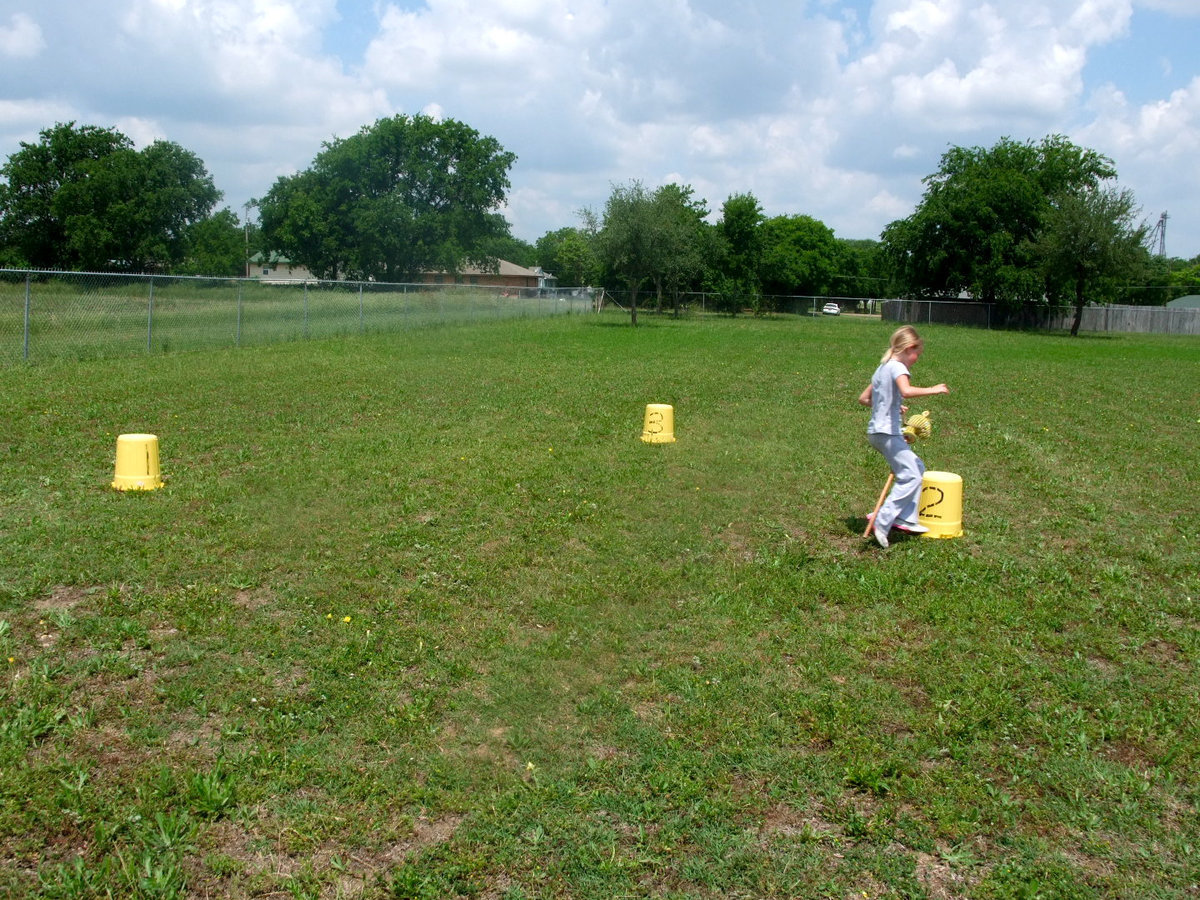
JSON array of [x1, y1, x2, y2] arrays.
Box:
[[858, 384, 872, 406], [896, 374, 949, 398]]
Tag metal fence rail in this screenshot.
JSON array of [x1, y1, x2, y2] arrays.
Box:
[[0, 270, 597, 364]]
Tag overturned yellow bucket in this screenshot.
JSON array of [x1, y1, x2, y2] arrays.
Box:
[[112, 433, 164, 491], [641, 404, 676, 443], [918, 470, 963, 538]]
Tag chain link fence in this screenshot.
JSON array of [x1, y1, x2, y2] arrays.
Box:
[[596, 290, 882, 317], [0, 270, 597, 364], [882, 298, 1200, 334]]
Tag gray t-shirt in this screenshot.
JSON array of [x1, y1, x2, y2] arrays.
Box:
[[867, 358, 909, 435]]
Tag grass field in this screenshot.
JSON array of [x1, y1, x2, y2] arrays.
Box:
[[1, 313, 1198, 898], [0, 273, 589, 364]]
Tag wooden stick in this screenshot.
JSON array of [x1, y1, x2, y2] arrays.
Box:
[[863, 473, 894, 537]]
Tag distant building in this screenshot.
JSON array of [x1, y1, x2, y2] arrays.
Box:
[[417, 259, 543, 290], [1167, 294, 1200, 309], [247, 253, 316, 283], [246, 254, 552, 290]]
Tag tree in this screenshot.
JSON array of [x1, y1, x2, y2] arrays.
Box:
[[648, 183, 709, 316], [256, 114, 516, 282], [178, 208, 248, 277], [596, 181, 657, 325], [760, 214, 839, 297], [0, 121, 219, 271], [717, 193, 764, 314], [594, 180, 713, 323], [536, 226, 598, 287], [1034, 186, 1150, 336], [882, 135, 1117, 311], [475, 218, 537, 268], [1168, 257, 1200, 297], [0, 122, 130, 267], [835, 239, 898, 300]]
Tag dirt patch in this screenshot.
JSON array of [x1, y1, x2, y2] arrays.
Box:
[[915, 850, 969, 899], [757, 802, 841, 845], [231, 588, 274, 611], [192, 810, 465, 898], [34, 585, 93, 612]]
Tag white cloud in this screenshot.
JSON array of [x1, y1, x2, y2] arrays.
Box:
[[0, 12, 44, 59], [0, 0, 1198, 254], [1074, 77, 1200, 253]]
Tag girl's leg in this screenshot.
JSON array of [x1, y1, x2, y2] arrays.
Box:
[[895, 452, 926, 526], [868, 433, 923, 532]]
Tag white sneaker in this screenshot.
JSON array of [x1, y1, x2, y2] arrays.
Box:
[[873, 524, 889, 549], [894, 521, 929, 534]]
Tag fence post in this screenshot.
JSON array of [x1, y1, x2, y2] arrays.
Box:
[[147, 277, 155, 352], [236, 281, 243, 346], [358, 283, 364, 333], [23, 273, 31, 361], [304, 283, 310, 338]]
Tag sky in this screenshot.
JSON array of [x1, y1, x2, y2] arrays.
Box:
[[2, 0, 1199, 259]]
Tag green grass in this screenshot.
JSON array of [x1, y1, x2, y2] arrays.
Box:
[[1, 313, 1198, 898]]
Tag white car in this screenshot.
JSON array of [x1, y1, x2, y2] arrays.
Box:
[[821, 302, 841, 316]]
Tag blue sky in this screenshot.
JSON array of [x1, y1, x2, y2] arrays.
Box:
[[2, 0, 1199, 259]]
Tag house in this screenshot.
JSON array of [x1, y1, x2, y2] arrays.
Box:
[[418, 259, 543, 290], [247, 254, 554, 290], [247, 252, 316, 283]]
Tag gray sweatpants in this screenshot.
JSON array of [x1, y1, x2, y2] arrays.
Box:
[[868, 432, 925, 531]]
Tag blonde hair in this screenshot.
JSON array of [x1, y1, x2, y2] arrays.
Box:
[[881, 325, 922, 363]]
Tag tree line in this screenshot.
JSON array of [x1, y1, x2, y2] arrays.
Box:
[[2, 119, 1197, 329]]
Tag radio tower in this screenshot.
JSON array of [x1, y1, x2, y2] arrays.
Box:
[[1152, 211, 1168, 258]]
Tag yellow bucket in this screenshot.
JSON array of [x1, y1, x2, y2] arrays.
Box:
[[918, 470, 962, 538], [112, 433, 164, 491], [640, 404, 676, 443]]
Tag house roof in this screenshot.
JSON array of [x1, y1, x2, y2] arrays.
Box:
[[248, 254, 542, 279], [450, 259, 541, 278], [1166, 294, 1200, 309]]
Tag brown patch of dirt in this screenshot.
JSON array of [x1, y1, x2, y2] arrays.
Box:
[[1141, 638, 1182, 665], [915, 850, 969, 899], [757, 802, 841, 844], [716, 524, 756, 563], [231, 588, 274, 611], [191, 810, 466, 898], [34, 585, 92, 612]]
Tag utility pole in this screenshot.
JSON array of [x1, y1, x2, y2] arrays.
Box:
[[243, 201, 253, 277]]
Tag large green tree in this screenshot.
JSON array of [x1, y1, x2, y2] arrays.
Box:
[[256, 114, 516, 282], [882, 135, 1117, 310], [474, 216, 537, 268], [536, 226, 598, 288], [596, 181, 657, 325], [760, 214, 839, 297], [0, 121, 220, 271], [178, 207, 249, 277], [647, 183, 709, 316], [1034, 185, 1150, 336], [835, 239, 897, 300], [718, 192, 764, 313], [594, 180, 714, 324]]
